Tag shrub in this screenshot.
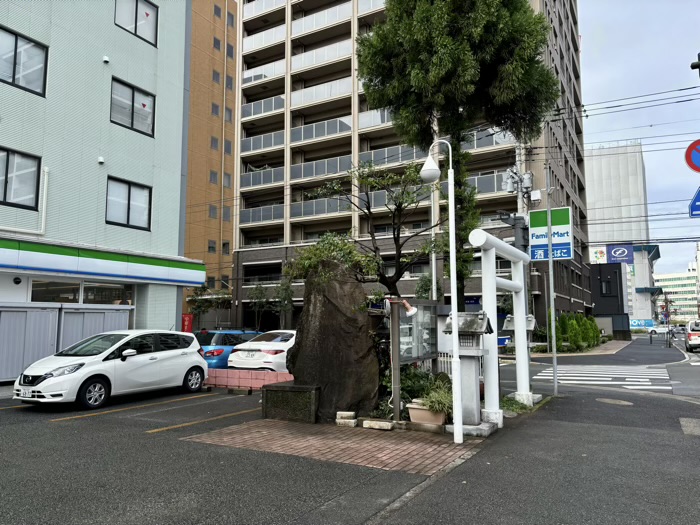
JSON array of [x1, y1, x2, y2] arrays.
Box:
[[531, 344, 549, 353], [558, 313, 569, 336], [423, 380, 453, 417], [568, 319, 582, 349]]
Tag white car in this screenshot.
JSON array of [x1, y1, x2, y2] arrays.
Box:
[[13, 330, 207, 409], [647, 325, 669, 335], [227, 330, 296, 373]]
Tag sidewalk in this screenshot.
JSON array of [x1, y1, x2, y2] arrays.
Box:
[[500, 338, 631, 360]]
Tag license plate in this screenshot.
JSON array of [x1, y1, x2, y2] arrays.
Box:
[[20, 389, 32, 398], [244, 351, 257, 358]]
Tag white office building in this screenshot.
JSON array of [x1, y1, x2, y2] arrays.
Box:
[[0, 1, 204, 380], [653, 264, 698, 323]]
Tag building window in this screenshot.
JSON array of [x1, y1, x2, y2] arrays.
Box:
[[211, 103, 220, 116], [227, 12, 235, 28], [210, 136, 219, 150], [212, 70, 220, 84], [209, 205, 217, 219], [226, 43, 234, 59], [221, 275, 229, 288], [601, 280, 612, 296], [208, 240, 216, 254], [213, 37, 221, 51], [224, 140, 232, 155], [214, 4, 221, 17], [226, 75, 233, 90], [209, 170, 218, 184], [0, 27, 48, 96], [106, 177, 151, 230], [225, 107, 232, 122], [222, 206, 231, 222], [0, 147, 40, 210], [222, 241, 230, 255], [110, 78, 155, 136], [114, 0, 159, 46], [223, 172, 231, 188], [206, 276, 216, 289]]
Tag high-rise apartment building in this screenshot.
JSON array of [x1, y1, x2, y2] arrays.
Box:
[[0, 1, 203, 380], [183, 0, 238, 327], [230, 0, 588, 329]]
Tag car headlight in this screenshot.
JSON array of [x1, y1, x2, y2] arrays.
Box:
[[42, 363, 85, 379]]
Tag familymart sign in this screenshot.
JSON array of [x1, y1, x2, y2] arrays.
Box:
[[528, 207, 573, 261]]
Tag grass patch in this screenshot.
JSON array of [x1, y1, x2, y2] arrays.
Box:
[[500, 397, 533, 414]]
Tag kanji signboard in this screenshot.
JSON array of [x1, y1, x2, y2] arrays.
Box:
[[529, 207, 573, 261]]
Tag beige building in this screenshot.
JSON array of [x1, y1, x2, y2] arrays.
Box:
[[184, 0, 238, 326], [228, 0, 588, 329]]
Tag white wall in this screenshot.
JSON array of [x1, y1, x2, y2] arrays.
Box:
[[134, 284, 178, 330], [0, 275, 30, 302]]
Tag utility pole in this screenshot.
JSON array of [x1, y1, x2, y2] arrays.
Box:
[[546, 164, 558, 395]]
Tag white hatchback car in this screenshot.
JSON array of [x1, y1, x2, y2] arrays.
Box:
[[227, 330, 296, 373], [13, 330, 207, 409]]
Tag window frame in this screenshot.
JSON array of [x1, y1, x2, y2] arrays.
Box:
[[110, 77, 156, 137], [0, 146, 41, 211], [213, 37, 221, 50], [114, 0, 159, 47], [0, 25, 49, 97], [214, 4, 222, 18], [227, 11, 235, 28], [105, 176, 152, 231]]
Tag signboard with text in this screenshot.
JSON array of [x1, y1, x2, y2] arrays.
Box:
[[529, 207, 573, 261], [181, 313, 194, 332], [607, 244, 634, 264]]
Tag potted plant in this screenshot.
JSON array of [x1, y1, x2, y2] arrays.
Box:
[[407, 380, 452, 425]]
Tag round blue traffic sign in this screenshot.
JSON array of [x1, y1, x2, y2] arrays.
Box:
[[686, 140, 700, 173]]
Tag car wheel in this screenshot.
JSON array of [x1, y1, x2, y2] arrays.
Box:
[[183, 367, 204, 393], [78, 378, 109, 410]]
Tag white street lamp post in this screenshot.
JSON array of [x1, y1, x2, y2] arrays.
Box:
[[420, 140, 463, 444]]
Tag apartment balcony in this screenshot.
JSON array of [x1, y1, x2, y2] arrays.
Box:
[[242, 58, 286, 87], [290, 154, 352, 182], [359, 144, 429, 168], [241, 166, 285, 190], [291, 40, 353, 80], [363, 185, 431, 211], [290, 77, 353, 109], [241, 95, 285, 124], [439, 169, 510, 199], [290, 116, 352, 145], [240, 203, 285, 225], [358, 0, 386, 15], [290, 196, 352, 219], [358, 108, 392, 130], [240, 130, 285, 156], [243, 24, 286, 58], [243, 0, 286, 21], [291, 2, 352, 43]]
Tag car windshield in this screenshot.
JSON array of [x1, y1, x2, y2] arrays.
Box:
[[249, 332, 294, 343], [56, 334, 127, 356]]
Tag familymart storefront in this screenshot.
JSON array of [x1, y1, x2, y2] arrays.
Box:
[[0, 239, 205, 381]]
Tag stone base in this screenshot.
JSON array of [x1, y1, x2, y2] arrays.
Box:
[[445, 421, 497, 437], [262, 381, 320, 423], [336, 419, 358, 427], [507, 392, 543, 407], [362, 419, 395, 431], [481, 408, 504, 429], [336, 411, 356, 420]]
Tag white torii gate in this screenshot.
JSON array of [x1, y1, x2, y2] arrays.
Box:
[[469, 229, 537, 429]]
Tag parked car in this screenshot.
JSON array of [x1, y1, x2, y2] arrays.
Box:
[[647, 325, 669, 335], [13, 330, 207, 409], [686, 320, 700, 352], [195, 329, 262, 369], [227, 330, 296, 373]]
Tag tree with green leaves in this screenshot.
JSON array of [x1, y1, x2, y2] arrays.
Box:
[[271, 277, 295, 329], [414, 273, 443, 301], [248, 283, 270, 331], [357, 0, 559, 308]]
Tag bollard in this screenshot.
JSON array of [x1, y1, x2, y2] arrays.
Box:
[[649, 333, 652, 345]]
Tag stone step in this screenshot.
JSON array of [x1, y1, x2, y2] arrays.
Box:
[[363, 420, 395, 431], [336, 419, 358, 427], [336, 411, 357, 420]]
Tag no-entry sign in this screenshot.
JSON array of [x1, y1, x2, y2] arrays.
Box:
[[685, 140, 700, 173]]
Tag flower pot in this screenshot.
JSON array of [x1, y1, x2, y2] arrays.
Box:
[[407, 403, 446, 425]]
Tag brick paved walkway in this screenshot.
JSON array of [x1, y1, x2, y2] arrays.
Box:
[[185, 420, 483, 476]]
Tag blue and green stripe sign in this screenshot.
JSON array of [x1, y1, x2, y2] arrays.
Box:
[[528, 207, 573, 261], [0, 239, 205, 286]]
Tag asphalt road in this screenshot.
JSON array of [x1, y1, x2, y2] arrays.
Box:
[[531, 337, 686, 366], [0, 389, 422, 525]]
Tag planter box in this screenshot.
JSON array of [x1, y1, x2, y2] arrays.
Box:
[[407, 403, 446, 425], [262, 381, 320, 423]]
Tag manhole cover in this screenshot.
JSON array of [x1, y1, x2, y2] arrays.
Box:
[[596, 398, 634, 406]]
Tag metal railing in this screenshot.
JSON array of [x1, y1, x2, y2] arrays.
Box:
[[243, 0, 285, 20], [240, 130, 285, 153], [242, 274, 283, 285], [291, 2, 352, 36], [242, 59, 286, 85], [358, 108, 392, 129], [440, 170, 509, 196], [241, 166, 285, 188], [290, 77, 353, 107], [241, 95, 285, 119], [358, 0, 385, 14], [358, 144, 429, 167], [361, 185, 431, 209], [240, 204, 285, 224], [291, 154, 352, 180], [290, 116, 352, 143], [291, 40, 352, 71], [290, 197, 352, 218], [243, 24, 285, 53], [461, 128, 516, 150]]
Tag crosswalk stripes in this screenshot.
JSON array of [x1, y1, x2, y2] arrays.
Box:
[[533, 365, 672, 391]]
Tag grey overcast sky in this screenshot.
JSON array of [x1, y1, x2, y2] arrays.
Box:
[[578, 0, 700, 274]]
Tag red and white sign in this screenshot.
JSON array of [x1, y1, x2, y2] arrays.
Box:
[[181, 313, 194, 332], [685, 139, 700, 173]]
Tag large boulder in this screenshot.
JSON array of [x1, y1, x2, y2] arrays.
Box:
[[287, 262, 378, 421]]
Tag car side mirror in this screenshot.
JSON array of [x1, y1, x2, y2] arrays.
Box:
[[121, 349, 137, 361]]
